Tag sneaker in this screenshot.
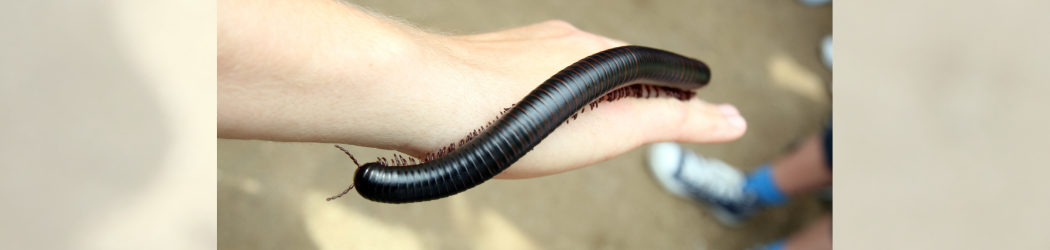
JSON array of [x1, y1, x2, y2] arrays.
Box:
[[647, 142, 759, 226]]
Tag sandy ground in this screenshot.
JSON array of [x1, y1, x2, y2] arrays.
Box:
[[217, 1, 831, 249]]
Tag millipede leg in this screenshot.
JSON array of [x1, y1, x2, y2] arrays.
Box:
[[326, 184, 355, 201], [334, 145, 361, 167]]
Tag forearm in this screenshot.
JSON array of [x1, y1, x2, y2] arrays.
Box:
[[217, 0, 448, 146], [218, 2, 747, 180]]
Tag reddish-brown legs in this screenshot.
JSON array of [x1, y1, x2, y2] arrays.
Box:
[[414, 84, 695, 163], [327, 145, 361, 201], [329, 46, 711, 203]]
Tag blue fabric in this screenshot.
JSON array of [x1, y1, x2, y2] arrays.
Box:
[[823, 125, 832, 171], [744, 163, 788, 206], [761, 240, 786, 250]]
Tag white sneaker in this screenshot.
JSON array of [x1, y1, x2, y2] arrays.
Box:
[[647, 142, 759, 226]]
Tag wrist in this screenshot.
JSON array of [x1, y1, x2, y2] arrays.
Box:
[[218, 0, 445, 146]]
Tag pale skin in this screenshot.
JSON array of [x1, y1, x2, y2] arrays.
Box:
[[218, 0, 747, 179], [769, 132, 833, 250], [774, 134, 832, 196]]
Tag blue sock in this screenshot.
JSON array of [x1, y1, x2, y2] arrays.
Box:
[[744, 163, 788, 206], [761, 240, 786, 250]]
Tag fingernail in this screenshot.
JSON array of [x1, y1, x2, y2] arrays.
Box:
[[718, 104, 746, 128], [718, 104, 740, 116], [727, 116, 746, 128]]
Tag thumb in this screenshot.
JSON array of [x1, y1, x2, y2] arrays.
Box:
[[654, 99, 748, 144], [578, 97, 748, 147], [495, 97, 746, 179]]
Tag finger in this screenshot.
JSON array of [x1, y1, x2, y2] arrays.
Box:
[[570, 98, 747, 147], [660, 99, 748, 144], [496, 97, 746, 179]]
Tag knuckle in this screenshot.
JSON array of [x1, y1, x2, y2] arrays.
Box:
[[569, 31, 614, 52], [541, 19, 579, 31]]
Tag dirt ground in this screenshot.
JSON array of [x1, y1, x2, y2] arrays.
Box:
[[218, 0, 832, 249]]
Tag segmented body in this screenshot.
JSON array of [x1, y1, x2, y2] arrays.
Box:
[[347, 46, 711, 204]]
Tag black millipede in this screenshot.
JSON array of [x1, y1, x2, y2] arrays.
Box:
[[328, 45, 710, 204]]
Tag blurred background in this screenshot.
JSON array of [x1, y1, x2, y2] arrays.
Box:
[[217, 1, 830, 249], [837, 0, 1050, 249], [0, 1, 215, 249]]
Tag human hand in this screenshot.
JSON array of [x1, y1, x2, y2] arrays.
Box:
[[426, 20, 748, 178], [218, 0, 746, 179]]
